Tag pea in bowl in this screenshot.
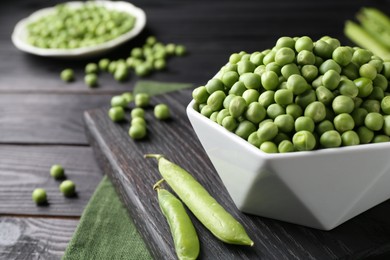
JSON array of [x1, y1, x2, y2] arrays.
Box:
[[187, 100, 390, 230], [11, 1, 146, 58]]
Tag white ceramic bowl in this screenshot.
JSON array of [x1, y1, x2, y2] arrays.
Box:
[[187, 100, 390, 230], [11, 1, 146, 58]]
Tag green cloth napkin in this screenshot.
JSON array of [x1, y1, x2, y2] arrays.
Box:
[[63, 81, 193, 260]]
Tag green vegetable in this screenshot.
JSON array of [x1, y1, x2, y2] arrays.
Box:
[[131, 108, 145, 118], [129, 124, 147, 139], [145, 154, 254, 246], [154, 104, 170, 120], [108, 107, 125, 122], [60, 69, 74, 82], [32, 188, 47, 205], [50, 164, 65, 180], [155, 186, 200, 260], [59, 180, 76, 197], [111, 96, 128, 108], [135, 93, 150, 107], [85, 63, 98, 74], [292, 130, 316, 151], [84, 74, 98, 88]]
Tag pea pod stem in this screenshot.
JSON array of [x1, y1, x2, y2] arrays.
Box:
[[156, 187, 200, 260], [145, 154, 254, 246]]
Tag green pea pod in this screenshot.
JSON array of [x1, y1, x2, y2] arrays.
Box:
[[145, 154, 254, 246], [157, 187, 200, 260]]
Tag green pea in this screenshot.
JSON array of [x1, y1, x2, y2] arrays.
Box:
[[382, 62, 390, 79], [357, 126, 374, 144], [286, 74, 308, 95], [274, 89, 293, 106], [229, 81, 246, 96], [278, 140, 294, 153], [239, 73, 261, 89], [60, 68, 74, 82], [341, 130, 360, 146], [351, 108, 368, 127], [229, 96, 247, 118], [295, 116, 315, 132], [319, 59, 341, 74], [292, 130, 316, 151], [121, 92, 134, 104], [50, 164, 65, 180], [235, 120, 256, 140], [262, 51, 275, 65], [154, 59, 167, 70], [223, 94, 236, 109], [200, 105, 213, 118], [32, 188, 47, 205], [59, 180, 76, 197], [261, 71, 279, 90], [129, 124, 147, 139], [316, 120, 334, 136], [382, 96, 390, 115], [205, 78, 224, 94], [359, 63, 377, 80], [98, 59, 110, 71], [131, 47, 143, 58], [258, 90, 275, 108], [334, 113, 355, 133], [301, 65, 318, 82], [369, 59, 383, 74], [313, 40, 333, 59], [373, 135, 390, 143], [364, 112, 383, 131], [222, 116, 238, 131], [295, 90, 316, 109], [215, 109, 229, 125], [354, 77, 373, 98], [338, 79, 358, 98], [383, 115, 390, 135], [286, 103, 303, 119], [323, 37, 340, 52], [210, 111, 219, 122], [156, 188, 200, 260], [229, 53, 241, 64], [351, 49, 372, 66], [311, 75, 323, 88], [260, 141, 278, 153], [111, 95, 128, 108], [275, 47, 295, 66], [108, 107, 125, 122], [281, 63, 300, 79], [267, 103, 285, 119], [135, 63, 152, 77], [131, 117, 146, 127], [342, 63, 359, 80], [248, 132, 262, 147], [135, 93, 150, 108], [295, 36, 313, 52], [331, 46, 352, 66], [131, 108, 145, 119], [332, 95, 354, 114], [257, 121, 278, 141], [304, 101, 326, 123], [250, 52, 265, 66], [316, 86, 334, 105], [274, 114, 294, 133], [320, 130, 341, 148], [322, 70, 340, 90], [297, 50, 315, 65], [254, 65, 266, 76], [361, 99, 380, 113], [207, 90, 226, 111], [175, 45, 187, 56], [85, 63, 99, 74], [245, 102, 266, 124], [242, 89, 260, 105], [276, 36, 295, 49], [154, 104, 170, 120], [237, 60, 256, 75], [373, 74, 388, 91], [84, 73, 98, 87], [192, 86, 210, 104], [273, 132, 290, 145]]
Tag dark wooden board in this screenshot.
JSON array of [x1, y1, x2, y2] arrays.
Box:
[[0, 94, 111, 145], [85, 89, 390, 260], [0, 145, 102, 216], [0, 216, 78, 260]]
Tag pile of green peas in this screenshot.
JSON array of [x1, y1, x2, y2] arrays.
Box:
[[192, 36, 390, 153], [27, 3, 136, 49], [108, 91, 171, 140], [60, 36, 186, 87]]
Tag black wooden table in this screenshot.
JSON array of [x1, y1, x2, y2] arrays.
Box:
[[1, 0, 390, 259]]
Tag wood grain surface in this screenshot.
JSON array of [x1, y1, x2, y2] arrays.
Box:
[[0, 217, 78, 260], [85, 90, 390, 260], [0, 145, 102, 216]]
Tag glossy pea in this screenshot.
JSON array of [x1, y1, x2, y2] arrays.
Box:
[[207, 90, 226, 111], [292, 130, 316, 151], [205, 78, 224, 94], [260, 141, 278, 153], [341, 130, 360, 146], [278, 140, 295, 153], [145, 155, 254, 246], [229, 96, 247, 118], [257, 121, 278, 141], [258, 90, 275, 108], [357, 126, 374, 144], [235, 120, 256, 140], [156, 188, 200, 260], [245, 102, 266, 124]]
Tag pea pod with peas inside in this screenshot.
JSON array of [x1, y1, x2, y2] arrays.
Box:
[[145, 154, 254, 246], [154, 182, 200, 260]]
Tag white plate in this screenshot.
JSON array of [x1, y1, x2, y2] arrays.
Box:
[[11, 1, 146, 58]]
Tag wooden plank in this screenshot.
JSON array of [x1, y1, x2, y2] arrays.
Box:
[[0, 94, 111, 145], [0, 216, 78, 260], [0, 145, 102, 216], [85, 90, 390, 259]]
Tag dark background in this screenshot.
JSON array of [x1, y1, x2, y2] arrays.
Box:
[[1, 0, 390, 259]]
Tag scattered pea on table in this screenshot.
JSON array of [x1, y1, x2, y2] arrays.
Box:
[[32, 188, 47, 205], [60, 69, 74, 82], [59, 180, 76, 197], [50, 164, 65, 180]]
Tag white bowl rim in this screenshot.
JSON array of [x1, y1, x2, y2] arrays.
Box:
[[187, 99, 390, 160], [11, 1, 146, 58]]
